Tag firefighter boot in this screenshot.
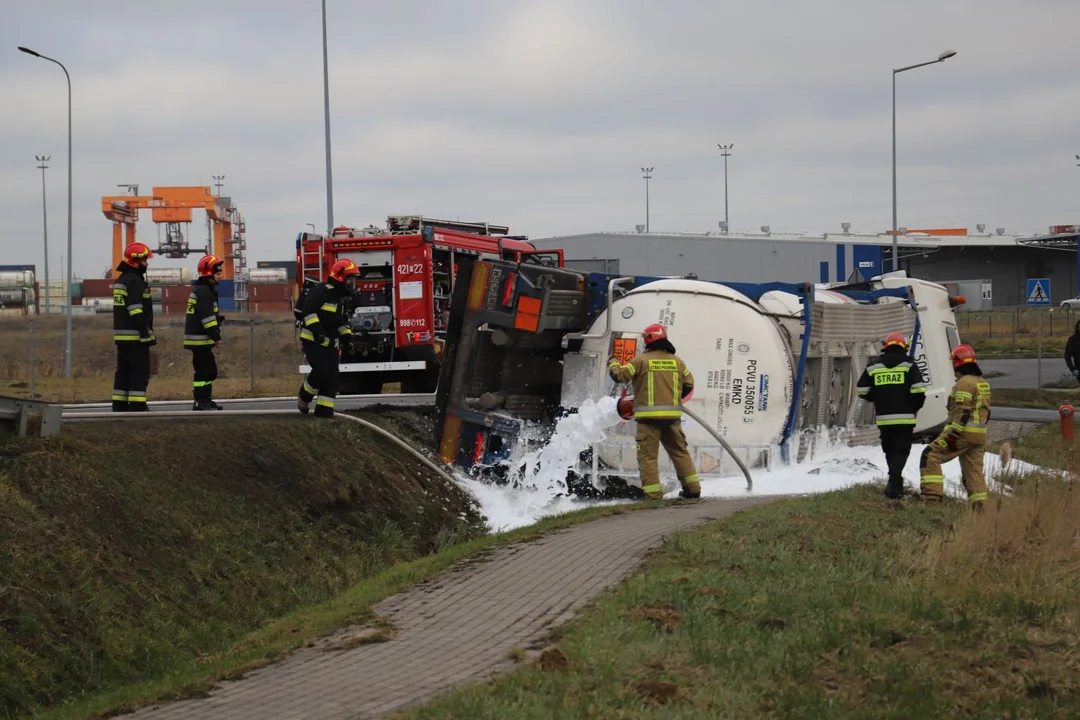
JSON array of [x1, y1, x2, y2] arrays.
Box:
[[884, 476, 904, 500], [192, 399, 217, 411]]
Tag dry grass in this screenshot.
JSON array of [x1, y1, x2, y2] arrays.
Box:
[[0, 314, 403, 403]]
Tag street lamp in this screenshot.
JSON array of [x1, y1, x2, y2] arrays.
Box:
[[717, 143, 733, 234], [20, 45, 73, 379], [321, 0, 335, 236], [891, 49, 956, 273], [35, 155, 51, 316], [641, 167, 654, 233]]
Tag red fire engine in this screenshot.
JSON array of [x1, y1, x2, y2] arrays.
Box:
[[295, 215, 564, 395]]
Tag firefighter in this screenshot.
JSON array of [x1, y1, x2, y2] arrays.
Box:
[[184, 254, 225, 411], [919, 344, 992, 510], [607, 323, 701, 500], [1064, 320, 1080, 384], [855, 331, 927, 499], [112, 242, 156, 412], [296, 259, 359, 418]]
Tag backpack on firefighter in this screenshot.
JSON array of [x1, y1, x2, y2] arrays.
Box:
[[294, 277, 320, 330]]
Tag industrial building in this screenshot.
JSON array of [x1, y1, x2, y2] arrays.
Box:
[[529, 225, 1080, 308]]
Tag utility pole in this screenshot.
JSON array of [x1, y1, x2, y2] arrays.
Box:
[[321, 0, 335, 235], [36, 155, 51, 315], [717, 144, 733, 234], [641, 167, 653, 233], [212, 174, 225, 196]]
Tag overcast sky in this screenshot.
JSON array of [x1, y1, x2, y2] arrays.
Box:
[[3, 0, 1078, 279]]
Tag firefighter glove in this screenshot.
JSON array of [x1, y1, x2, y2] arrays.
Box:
[[217, 314, 226, 325]]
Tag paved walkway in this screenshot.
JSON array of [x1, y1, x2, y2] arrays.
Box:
[[120, 496, 776, 720]]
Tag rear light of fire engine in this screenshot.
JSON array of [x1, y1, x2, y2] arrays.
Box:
[[501, 272, 517, 307]]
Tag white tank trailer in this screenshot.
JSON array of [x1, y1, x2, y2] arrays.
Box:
[[561, 271, 960, 486], [434, 259, 965, 498]]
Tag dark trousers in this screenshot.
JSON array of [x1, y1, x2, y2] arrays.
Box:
[[113, 343, 151, 412], [189, 346, 218, 401], [879, 424, 914, 495], [298, 342, 340, 418]]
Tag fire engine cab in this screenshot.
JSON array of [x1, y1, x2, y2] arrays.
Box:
[[295, 215, 564, 395]]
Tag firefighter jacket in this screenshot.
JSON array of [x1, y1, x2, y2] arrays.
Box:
[[1065, 321, 1080, 374], [184, 279, 222, 348], [298, 280, 354, 349], [608, 347, 694, 422], [112, 262, 155, 345], [944, 369, 991, 442], [855, 346, 927, 426]]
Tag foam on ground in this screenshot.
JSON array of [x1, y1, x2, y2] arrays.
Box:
[[453, 398, 1052, 533]]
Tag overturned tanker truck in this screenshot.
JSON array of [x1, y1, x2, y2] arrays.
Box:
[[433, 255, 966, 499]]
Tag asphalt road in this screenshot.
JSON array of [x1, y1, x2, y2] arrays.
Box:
[[980, 358, 1076, 389], [61, 393, 436, 416]]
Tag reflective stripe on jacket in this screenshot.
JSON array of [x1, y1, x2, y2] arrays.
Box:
[[184, 280, 222, 347], [855, 348, 926, 426], [944, 373, 991, 439], [609, 349, 694, 421], [112, 263, 154, 344], [298, 281, 353, 348]]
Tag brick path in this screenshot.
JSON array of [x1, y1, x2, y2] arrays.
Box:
[[119, 496, 777, 720]]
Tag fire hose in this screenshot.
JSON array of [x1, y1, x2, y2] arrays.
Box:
[[616, 391, 753, 491], [60, 408, 460, 486]]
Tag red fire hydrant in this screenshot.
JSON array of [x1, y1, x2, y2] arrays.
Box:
[[1060, 404, 1074, 443]]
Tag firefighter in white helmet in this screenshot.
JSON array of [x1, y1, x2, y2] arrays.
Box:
[[607, 323, 701, 500]]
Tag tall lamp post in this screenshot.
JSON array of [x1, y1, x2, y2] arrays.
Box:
[[641, 167, 653, 233], [35, 155, 51, 316], [717, 143, 733, 234], [20, 45, 73, 378], [321, 0, 335, 236], [892, 49, 957, 273]]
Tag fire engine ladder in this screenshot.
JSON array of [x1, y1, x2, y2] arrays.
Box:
[[298, 233, 325, 282]]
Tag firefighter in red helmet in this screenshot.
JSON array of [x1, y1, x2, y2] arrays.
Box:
[[111, 242, 156, 412], [296, 259, 360, 418], [607, 323, 701, 500], [855, 331, 927, 499], [919, 344, 992, 510], [184, 254, 226, 410]]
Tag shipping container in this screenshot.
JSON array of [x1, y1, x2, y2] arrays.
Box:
[[82, 278, 115, 297], [245, 268, 289, 283], [0, 308, 28, 317], [218, 296, 237, 312], [146, 267, 193, 285], [0, 270, 36, 288], [247, 283, 293, 301], [84, 297, 114, 313], [250, 300, 293, 313], [0, 264, 36, 272]]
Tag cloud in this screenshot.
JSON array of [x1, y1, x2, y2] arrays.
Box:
[[1, 0, 1078, 278]]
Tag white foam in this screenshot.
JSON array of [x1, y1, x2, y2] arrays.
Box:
[[451, 403, 1054, 533]]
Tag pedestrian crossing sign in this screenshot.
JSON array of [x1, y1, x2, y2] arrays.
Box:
[[1026, 278, 1050, 306]]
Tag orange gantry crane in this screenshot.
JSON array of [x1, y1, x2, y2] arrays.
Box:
[[101, 185, 247, 281]]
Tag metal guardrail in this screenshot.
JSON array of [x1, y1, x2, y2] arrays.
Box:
[[0, 395, 62, 440]]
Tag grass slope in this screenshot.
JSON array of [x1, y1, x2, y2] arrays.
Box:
[[403, 436, 1080, 718], [0, 416, 485, 718]]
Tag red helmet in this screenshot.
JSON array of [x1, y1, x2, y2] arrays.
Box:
[[617, 393, 635, 420], [882, 331, 908, 351], [123, 242, 153, 266], [950, 345, 977, 368], [643, 323, 667, 344], [197, 254, 224, 277], [329, 259, 360, 283]]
